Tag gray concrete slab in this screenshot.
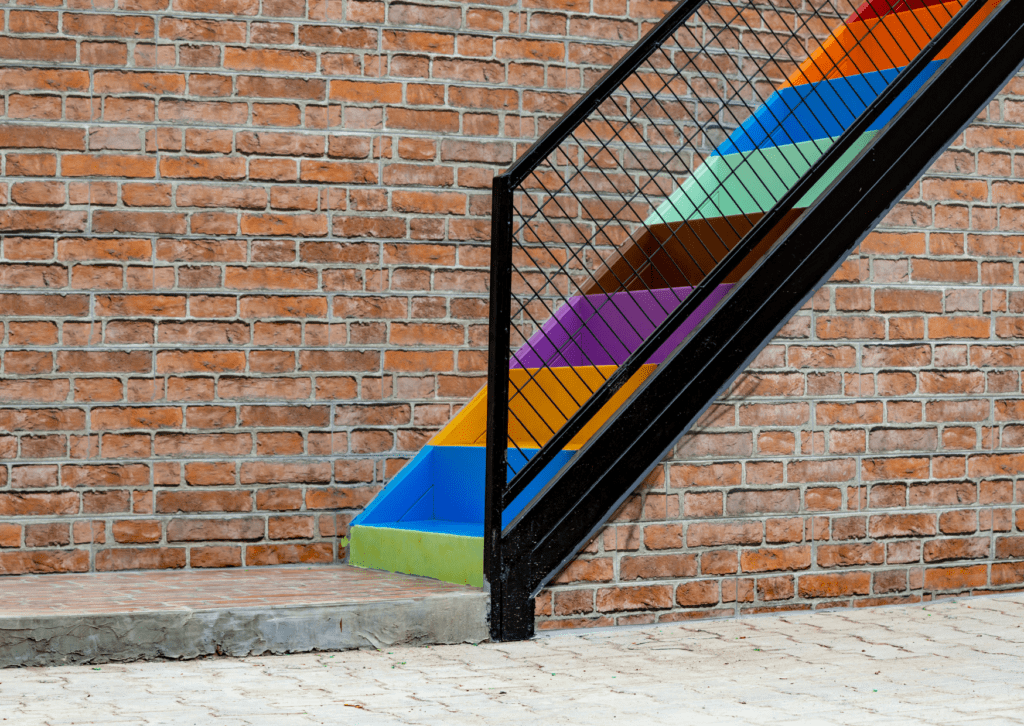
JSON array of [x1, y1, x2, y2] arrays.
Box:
[[0, 593, 488, 668], [0, 566, 488, 667]]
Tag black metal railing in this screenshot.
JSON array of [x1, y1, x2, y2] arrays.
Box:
[[486, 0, 1024, 641]]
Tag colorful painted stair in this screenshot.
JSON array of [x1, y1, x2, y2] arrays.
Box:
[[348, 0, 989, 586], [350, 285, 722, 586]]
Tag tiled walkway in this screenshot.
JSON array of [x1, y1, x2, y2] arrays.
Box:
[[0, 565, 473, 616], [3, 592, 1023, 724]]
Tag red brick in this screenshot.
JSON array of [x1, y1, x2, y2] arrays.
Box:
[[595, 585, 672, 612], [675, 581, 720, 608], [788, 459, 856, 483], [806, 487, 842, 511], [700, 551, 737, 575], [156, 491, 251, 513], [909, 482, 976, 507], [862, 457, 930, 481], [0, 523, 22, 548], [752, 573, 795, 601], [551, 558, 613, 584], [112, 520, 162, 544], [166, 517, 264, 541], [96, 547, 185, 571], [642, 523, 682, 550], [765, 517, 803, 543], [184, 462, 237, 487], [268, 515, 314, 540], [817, 543, 885, 568], [740, 546, 811, 573], [246, 543, 333, 566], [924, 564, 988, 590], [62, 464, 149, 488], [924, 537, 989, 562], [0, 550, 89, 575], [669, 462, 741, 488], [24, 523, 70, 547], [687, 522, 762, 547], [72, 521, 105, 545], [726, 489, 799, 515], [62, 154, 155, 178], [620, 554, 697, 580], [798, 572, 871, 598], [0, 125, 84, 150], [968, 454, 1024, 478], [191, 546, 242, 568], [869, 514, 937, 538], [991, 562, 1024, 586]]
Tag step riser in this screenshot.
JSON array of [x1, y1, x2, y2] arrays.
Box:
[[350, 526, 483, 587]]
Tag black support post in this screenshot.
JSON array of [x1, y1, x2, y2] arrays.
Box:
[[484, 174, 515, 641]]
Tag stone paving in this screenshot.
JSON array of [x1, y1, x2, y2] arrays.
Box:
[[2, 592, 1023, 725]]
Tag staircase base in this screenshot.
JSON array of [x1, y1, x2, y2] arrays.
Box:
[[0, 565, 487, 668]]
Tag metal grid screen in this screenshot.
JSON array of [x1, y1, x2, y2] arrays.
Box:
[[493, 0, 976, 509]]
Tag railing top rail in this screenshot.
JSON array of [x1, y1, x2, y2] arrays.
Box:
[[500, 0, 705, 189]]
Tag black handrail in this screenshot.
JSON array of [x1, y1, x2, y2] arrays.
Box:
[[501, 0, 706, 190]]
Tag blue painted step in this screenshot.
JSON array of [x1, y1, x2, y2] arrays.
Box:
[[349, 445, 576, 585]]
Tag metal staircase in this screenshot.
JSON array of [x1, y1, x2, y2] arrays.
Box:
[[483, 0, 1024, 640]]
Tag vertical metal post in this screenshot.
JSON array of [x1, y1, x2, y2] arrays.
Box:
[[484, 174, 514, 641]]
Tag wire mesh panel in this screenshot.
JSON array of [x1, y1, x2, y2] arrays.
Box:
[[488, 0, 990, 523]]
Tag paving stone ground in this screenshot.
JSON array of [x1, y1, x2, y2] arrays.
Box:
[[2, 592, 1023, 725]]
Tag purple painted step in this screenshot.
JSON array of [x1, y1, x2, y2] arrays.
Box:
[[511, 284, 733, 369]]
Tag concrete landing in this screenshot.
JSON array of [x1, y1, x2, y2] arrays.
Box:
[[0, 565, 488, 667]]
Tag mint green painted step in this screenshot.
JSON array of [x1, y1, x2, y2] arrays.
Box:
[[647, 132, 877, 226], [350, 524, 483, 587]]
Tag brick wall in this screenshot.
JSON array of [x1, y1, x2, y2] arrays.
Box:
[[0, 0, 686, 573], [0, 0, 1022, 627]]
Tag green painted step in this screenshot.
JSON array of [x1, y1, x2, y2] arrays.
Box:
[[648, 132, 877, 225], [350, 525, 483, 588]]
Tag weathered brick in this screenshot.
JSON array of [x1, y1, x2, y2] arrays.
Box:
[[96, 548, 185, 572], [620, 554, 697, 581], [0, 550, 89, 575], [740, 546, 811, 573], [726, 489, 799, 516], [675, 581, 720, 608], [817, 543, 885, 568], [596, 585, 672, 612], [245, 543, 333, 566], [924, 537, 990, 562], [798, 572, 871, 598], [166, 517, 264, 542], [687, 522, 762, 547], [869, 514, 937, 538], [923, 564, 988, 590]]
